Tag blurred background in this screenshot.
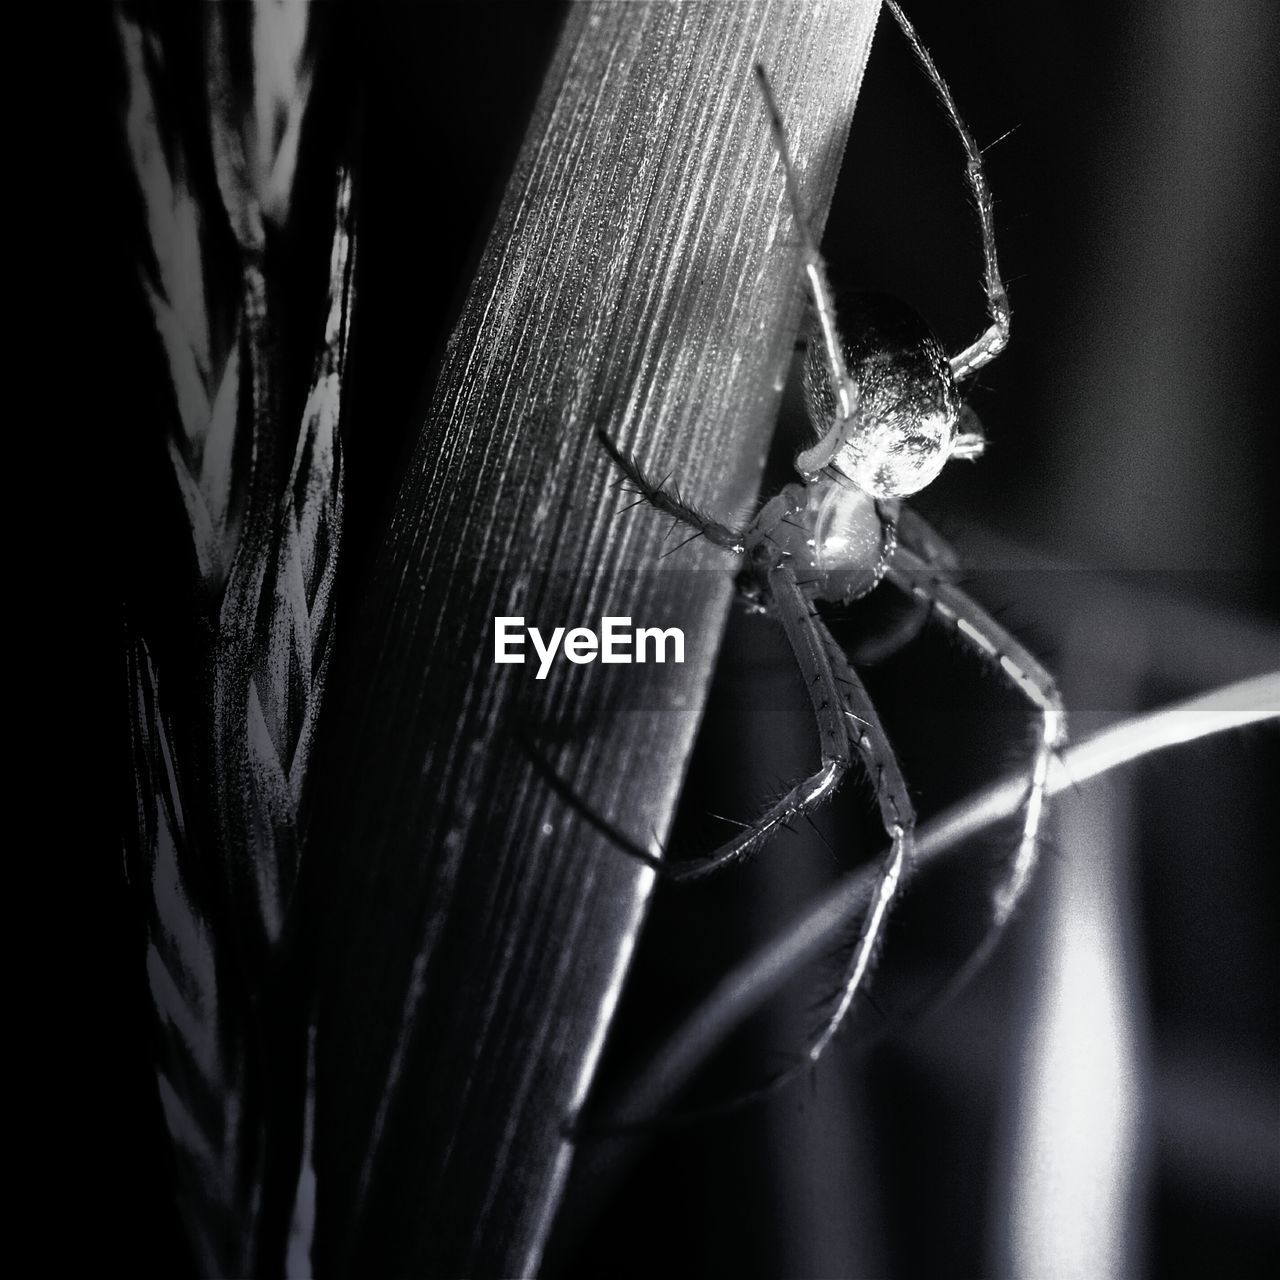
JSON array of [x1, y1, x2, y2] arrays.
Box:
[[75, 1, 1276, 1275]]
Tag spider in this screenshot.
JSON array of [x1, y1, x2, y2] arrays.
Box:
[[599, 0, 1065, 1074]]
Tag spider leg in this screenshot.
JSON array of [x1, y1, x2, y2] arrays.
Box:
[[754, 65, 859, 477], [895, 502, 961, 574], [884, 1, 1011, 382], [677, 566, 916, 1089], [596, 427, 745, 552], [677, 565, 916, 1071], [801, 606, 916, 1067], [670, 564, 851, 882], [886, 544, 1065, 930]]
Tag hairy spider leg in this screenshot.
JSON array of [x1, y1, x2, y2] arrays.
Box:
[[668, 564, 852, 881], [884, 0, 1010, 381], [673, 562, 918, 1076], [887, 543, 1064, 933], [597, 427, 745, 553], [754, 64, 856, 421], [754, 64, 859, 479], [800, 598, 916, 1066], [674, 568, 918, 1104]]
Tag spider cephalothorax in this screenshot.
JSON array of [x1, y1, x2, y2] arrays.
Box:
[[739, 475, 897, 607], [600, 0, 1063, 1088]]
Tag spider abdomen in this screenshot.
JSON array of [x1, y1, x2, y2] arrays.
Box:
[[802, 292, 960, 499]]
